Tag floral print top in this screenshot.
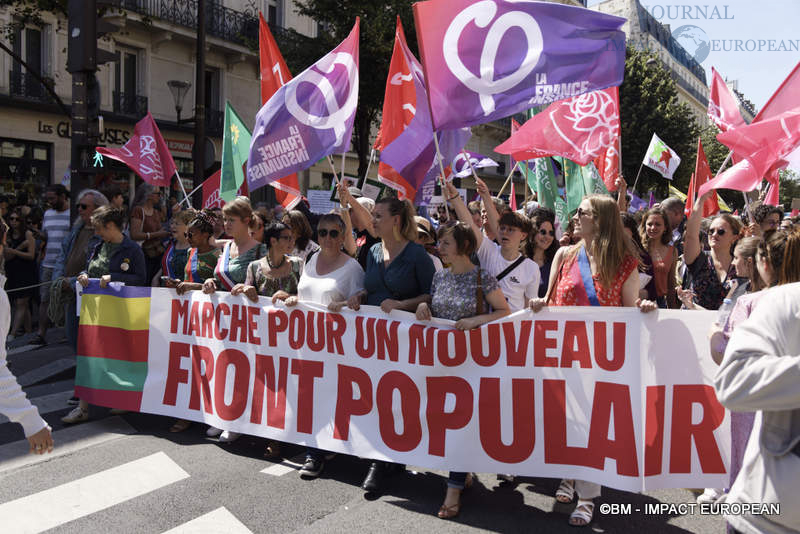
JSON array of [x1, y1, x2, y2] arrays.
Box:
[[686, 250, 736, 310], [431, 267, 499, 321], [245, 255, 304, 298], [552, 252, 638, 307]]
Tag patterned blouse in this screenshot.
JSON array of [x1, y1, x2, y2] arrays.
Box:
[[184, 248, 220, 283], [431, 267, 499, 321], [686, 250, 736, 310], [245, 255, 304, 298], [552, 252, 638, 307]]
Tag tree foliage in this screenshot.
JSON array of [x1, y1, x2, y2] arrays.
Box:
[[779, 169, 800, 211], [290, 0, 418, 178], [0, 0, 66, 39], [619, 46, 699, 198]]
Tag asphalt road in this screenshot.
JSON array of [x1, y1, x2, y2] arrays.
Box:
[[1, 334, 727, 534]]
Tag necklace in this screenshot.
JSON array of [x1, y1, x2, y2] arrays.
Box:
[[267, 252, 286, 270]]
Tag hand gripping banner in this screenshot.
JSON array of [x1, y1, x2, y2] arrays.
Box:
[[413, 0, 626, 130], [76, 282, 730, 492]]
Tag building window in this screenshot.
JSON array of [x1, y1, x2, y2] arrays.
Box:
[[10, 25, 52, 100], [114, 46, 147, 116], [204, 68, 223, 136], [265, 0, 281, 26]]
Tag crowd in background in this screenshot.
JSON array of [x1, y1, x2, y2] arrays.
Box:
[[1, 178, 799, 531]]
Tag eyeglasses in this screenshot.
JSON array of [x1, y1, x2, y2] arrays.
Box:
[[186, 231, 194, 239], [708, 228, 727, 237], [576, 207, 594, 218], [538, 229, 555, 236], [317, 229, 340, 238], [78, 203, 90, 210]]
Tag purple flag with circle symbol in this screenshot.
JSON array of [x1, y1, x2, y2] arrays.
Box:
[[247, 20, 359, 191], [413, 0, 626, 130], [452, 151, 499, 178]]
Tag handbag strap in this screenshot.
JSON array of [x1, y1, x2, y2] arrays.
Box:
[[496, 255, 525, 282]]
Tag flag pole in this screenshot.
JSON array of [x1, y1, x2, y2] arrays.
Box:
[[630, 162, 644, 193], [326, 155, 341, 185], [431, 132, 451, 219], [362, 148, 375, 182], [181, 182, 203, 206], [340, 151, 346, 184], [174, 171, 192, 206], [496, 162, 519, 197]]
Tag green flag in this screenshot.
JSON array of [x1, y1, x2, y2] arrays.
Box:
[[531, 158, 569, 230], [220, 101, 252, 202], [581, 162, 610, 197], [561, 157, 585, 214]]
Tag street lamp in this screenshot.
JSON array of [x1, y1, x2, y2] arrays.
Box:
[[166, 80, 191, 123]]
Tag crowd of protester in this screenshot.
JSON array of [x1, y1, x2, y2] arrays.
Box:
[[1, 177, 800, 532]]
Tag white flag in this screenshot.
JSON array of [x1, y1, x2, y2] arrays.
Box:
[[642, 133, 681, 180]]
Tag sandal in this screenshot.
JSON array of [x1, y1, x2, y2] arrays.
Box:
[[264, 440, 281, 458], [569, 499, 595, 527], [169, 419, 191, 433], [437, 502, 460, 519], [556, 478, 575, 503]]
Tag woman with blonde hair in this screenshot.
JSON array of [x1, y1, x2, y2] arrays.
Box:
[[530, 194, 656, 526]]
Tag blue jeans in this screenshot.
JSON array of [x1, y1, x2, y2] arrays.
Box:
[[448, 471, 467, 489], [65, 299, 79, 352]]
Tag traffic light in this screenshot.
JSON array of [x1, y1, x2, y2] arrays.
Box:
[[67, 0, 121, 73], [86, 74, 102, 142]]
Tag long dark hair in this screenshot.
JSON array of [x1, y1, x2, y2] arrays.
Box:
[[524, 207, 559, 263]]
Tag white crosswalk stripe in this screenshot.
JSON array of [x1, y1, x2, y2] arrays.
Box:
[[260, 454, 306, 476], [162, 507, 253, 534], [0, 451, 189, 533]]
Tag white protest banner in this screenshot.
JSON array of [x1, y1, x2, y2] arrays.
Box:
[[76, 284, 729, 492]]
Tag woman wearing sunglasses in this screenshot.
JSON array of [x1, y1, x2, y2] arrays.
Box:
[[524, 207, 560, 298], [284, 213, 365, 478], [679, 190, 741, 310]]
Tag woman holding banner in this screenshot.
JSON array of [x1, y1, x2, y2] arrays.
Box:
[[200, 197, 265, 441], [230, 221, 301, 453], [415, 221, 510, 519], [62, 206, 147, 424], [354, 196, 435, 493], [284, 213, 365, 478], [529, 195, 656, 526]]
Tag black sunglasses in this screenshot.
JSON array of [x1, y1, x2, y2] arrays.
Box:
[[538, 229, 555, 236], [708, 228, 727, 237], [318, 228, 340, 238], [78, 203, 90, 210]]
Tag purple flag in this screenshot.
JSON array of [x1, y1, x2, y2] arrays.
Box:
[[452, 151, 499, 178], [378, 26, 470, 202], [247, 20, 359, 190], [628, 189, 648, 213], [648, 191, 656, 208], [413, 0, 626, 130]]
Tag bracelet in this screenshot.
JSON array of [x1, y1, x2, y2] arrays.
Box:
[[447, 193, 460, 201]]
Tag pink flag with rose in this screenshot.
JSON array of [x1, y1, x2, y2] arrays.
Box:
[[495, 87, 620, 167]]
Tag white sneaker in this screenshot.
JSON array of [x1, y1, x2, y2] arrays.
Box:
[[219, 430, 240, 443], [61, 406, 89, 424], [206, 426, 223, 437], [696, 488, 724, 504]]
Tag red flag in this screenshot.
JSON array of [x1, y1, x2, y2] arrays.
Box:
[[754, 61, 800, 122], [96, 112, 176, 187], [509, 180, 517, 212], [685, 139, 719, 217], [717, 109, 800, 179], [496, 87, 620, 167], [594, 137, 620, 192], [374, 18, 419, 194], [764, 181, 780, 207], [202, 170, 248, 209], [259, 12, 301, 210], [707, 67, 746, 132], [697, 159, 762, 198]]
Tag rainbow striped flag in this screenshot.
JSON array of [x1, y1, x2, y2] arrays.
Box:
[[75, 283, 151, 411]]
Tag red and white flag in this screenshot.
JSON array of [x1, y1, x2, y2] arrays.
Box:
[[96, 112, 176, 187], [707, 67, 746, 132], [509, 180, 517, 212], [764, 181, 780, 207], [258, 12, 301, 210], [495, 87, 620, 167], [594, 137, 620, 192], [201, 170, 248, 209], [685, 138, 718, 217], [697, 159, 761, 198], [754, 61, 800, 123]]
